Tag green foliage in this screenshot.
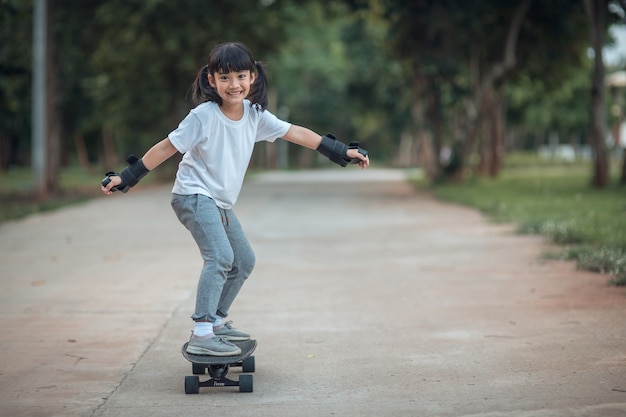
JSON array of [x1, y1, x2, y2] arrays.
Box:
[[340, 5, 413, 158], [0, 0, 33, 166], [421, 154, 626, 284], [515, 0, 588, 88], [88, 0, 291, 154], [271, 3, 349, 132], [0, 0, 622, 179], [0, 0, 294, 167], [269, 2, 410, 162], [340, 0, 598, 180], [505, 61, 592, 144]]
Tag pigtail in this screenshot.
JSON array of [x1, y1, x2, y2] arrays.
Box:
[[248, 61, 268, 111], [191, 65, 221, 105]]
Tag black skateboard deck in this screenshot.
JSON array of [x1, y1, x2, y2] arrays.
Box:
[[182, 339, 257, 394]]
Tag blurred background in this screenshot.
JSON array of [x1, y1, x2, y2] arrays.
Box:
[[1, 0, 625, 192]]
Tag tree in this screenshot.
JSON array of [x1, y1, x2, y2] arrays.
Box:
[[505, 61, 592, 152], [462, 0, 533, 179], [583, 0, 611, 187], [0, 0, 295, 195], [268, 2, 412, 167], [373, 0, 536, 180], [87, 1, 292, 167], [606, 1, 626, 185], [3, 0, 624, 190], [0, 0, 33, 170], [353, 0, 595, 182]]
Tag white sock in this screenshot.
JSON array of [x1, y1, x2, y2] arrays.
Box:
[[213, 316, 223, 329], [193, 322, 214, 337]]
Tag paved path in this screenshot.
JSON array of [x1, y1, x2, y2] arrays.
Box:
[[1, 169, 625, 417]]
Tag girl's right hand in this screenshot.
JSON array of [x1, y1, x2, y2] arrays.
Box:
[[101, 175, 122, 195]]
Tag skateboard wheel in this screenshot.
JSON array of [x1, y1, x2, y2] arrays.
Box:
[[242, 356, 255, 373], [184, 376, 200, 394], [239, 374, 253, 393], [192, 363, 206, 375]]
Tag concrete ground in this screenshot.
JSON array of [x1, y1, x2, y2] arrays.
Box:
[[1, 168, 625, 417]]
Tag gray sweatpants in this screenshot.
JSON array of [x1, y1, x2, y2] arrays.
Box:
[[171, 194, 255, 323]]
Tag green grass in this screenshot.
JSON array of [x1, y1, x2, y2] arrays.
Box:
[[413, 155, 626, 285], [0, 166, 106, 223], [0, 163, 174, 224]]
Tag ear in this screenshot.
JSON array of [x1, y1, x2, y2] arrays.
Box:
[[250, 71, 256, 85], [207, 73, 216, 88]]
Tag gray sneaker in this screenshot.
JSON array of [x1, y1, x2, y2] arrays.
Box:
[[214, 321, 250, 341], [186, 334, 242, 356]]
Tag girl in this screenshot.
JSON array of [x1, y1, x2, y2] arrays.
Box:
[[101, 42, 369, 356]]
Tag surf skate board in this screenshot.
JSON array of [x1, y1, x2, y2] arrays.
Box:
[[182, 339, 257, 394]]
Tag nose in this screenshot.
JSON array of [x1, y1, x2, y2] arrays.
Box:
[[228, 77, 240, 88]]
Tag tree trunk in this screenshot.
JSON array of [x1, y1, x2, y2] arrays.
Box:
[[471, 83, 506, 178], [620, 149, 626, 185], [74, 132, 92, 173], [32, 0, 47, 200], [459, 0, 532, 179], [45, 0, 61, 195], [583, 0, 610, 187], [488, 91, 505, 177], [411, 95, 438, 180], [102, 127, 117, 169], [395, 129, 423, 168], [425, 83, 444, 176], [417, 130, 437, 180], [0, 133, 12, 170]]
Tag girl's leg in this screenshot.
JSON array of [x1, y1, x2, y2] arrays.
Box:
[[171, 194, 233, 323], [216, 208, 255, 318]]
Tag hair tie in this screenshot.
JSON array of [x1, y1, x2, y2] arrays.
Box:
[[254, 61, 258, 66]]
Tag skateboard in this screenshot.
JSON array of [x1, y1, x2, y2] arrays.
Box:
[[182, 339, 257, 394]]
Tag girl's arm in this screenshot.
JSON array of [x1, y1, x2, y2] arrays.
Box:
[[282, 125, 324, 150], [142, 137, 179, 170], [283, 125, 369, 168], [101, 137, 178, 194]]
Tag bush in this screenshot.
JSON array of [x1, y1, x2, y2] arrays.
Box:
[[577, 247, 626, 286], [539, 220, 584, 245]]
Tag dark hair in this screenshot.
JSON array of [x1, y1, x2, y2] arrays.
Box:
[[191, 42, 268, 110]]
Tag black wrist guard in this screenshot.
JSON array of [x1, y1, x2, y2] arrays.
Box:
[[317, 134, 368, 167], [101, 154, 150, 193]]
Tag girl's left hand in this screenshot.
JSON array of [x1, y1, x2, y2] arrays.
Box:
[[347, 148, 370, 169]]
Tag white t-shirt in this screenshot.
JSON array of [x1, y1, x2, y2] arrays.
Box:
[[168, 100, 291, 209]]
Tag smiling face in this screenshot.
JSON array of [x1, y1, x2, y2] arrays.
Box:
[[208, 70, 256, 109]]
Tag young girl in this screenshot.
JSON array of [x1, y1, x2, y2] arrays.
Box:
[[101, 42, 369, 356]]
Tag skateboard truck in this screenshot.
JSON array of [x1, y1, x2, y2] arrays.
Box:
[[185, 363, 254, 394], [182, 340, 256, 394]]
